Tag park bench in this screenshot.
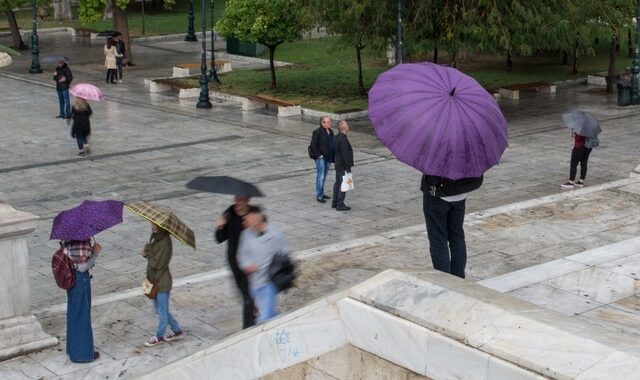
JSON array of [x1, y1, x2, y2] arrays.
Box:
[[172, 61, 232, 77], [498, 81, 556, 100], [242, 94, 301, 117]]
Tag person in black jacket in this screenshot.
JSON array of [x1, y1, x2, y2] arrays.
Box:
[[332, 120, 354, 211], [215, 195, 256, 328], [70, 97, 92, 156], [309, 116, 334, 203], [114, 35, 126, 82], [53, 60, 73, 118]]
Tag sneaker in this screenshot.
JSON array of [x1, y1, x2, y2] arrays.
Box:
[[316, 197, 326, 203], [560, 182, 574, 189], [118, 80, 123, 83], [144, 336, 165, 347], [322, 195, 330, 200], [574, 181, 584, 188], [165, 331, 184, 342], [78, 151, 85, 156]]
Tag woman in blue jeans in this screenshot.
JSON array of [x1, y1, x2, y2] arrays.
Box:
[[141, 223, 184, 347]]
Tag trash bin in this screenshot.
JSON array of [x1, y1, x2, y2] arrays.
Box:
[[617, 79, 631, 107]]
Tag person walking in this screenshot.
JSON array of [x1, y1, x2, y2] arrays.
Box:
[[561, 131, 594, 189], [53, 60, 73, 118], [70, 97, 92, 156], [114, 35, 126, 83], [332, 120, 354, 211], [63, 238, 101, 363], [141, 222, 184, 347], [309, 116, 334, 203], [215, 195, 256, 329], [104, 38, 120, 84], [420, 175, 483, 279], [238, 206, 290, 324]]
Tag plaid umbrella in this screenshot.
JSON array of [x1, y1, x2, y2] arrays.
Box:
[[125, 201, 196, 249]]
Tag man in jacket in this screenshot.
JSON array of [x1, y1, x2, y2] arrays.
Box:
[[114, 35, 126, 82], [215, 195, 256, 328], [53, 60, 73, 118], [332, 120, 354, 211], [309, 116, 334, 203]]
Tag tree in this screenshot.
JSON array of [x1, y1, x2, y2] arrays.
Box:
[[216, 0, 311, 89], [52, 0, 73, 20], [1, 0, 30, 50]]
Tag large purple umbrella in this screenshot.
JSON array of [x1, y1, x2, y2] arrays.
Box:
[[368, 63, 508, 179], [50, 200, 124, 240]]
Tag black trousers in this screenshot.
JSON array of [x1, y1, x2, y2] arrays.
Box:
[[569, 146, 592, 181], [116, 59, 124, 80], [332, 169, 347, 207], [231, 267, 255, 329], [106, 69, 117, 83]]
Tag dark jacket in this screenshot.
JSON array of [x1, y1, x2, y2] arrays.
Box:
[[420, 175, 483, 197], [71, 105, 92, 138], [143, 229, 173, 292], [53, 63, 73, 90], [215, 205, 246, 275], [309, 127, 335, 162], [334, 132, 353, 172], [115, 40, 126, 60]]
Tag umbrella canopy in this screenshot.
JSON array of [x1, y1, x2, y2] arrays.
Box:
[[186, 176, 263, 197], [368, 62, 509, 179], [125, 201, 196, 249], [562, 110, 601, 138], [70, 83, 104, 101], [41, 55, 70, 64], [97, 30, 121, 37], [50, 200, 124, 240]]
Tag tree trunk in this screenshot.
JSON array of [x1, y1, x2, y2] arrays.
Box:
[[113, 7, 133, 65], [506, 51, 512, 72], [5, 10, 27, 50], [356, 45, 365, 97], [572, 48, 578, 74], [606, 37, 616, 94], [268, 45, 277, 89], [51, 0, 73, 20], [629, 29, 634, 58], [103, 0, 113, 20], [562, 51, 568, 65], [449, 51, 457, 68], [433, 46, 438, 64]]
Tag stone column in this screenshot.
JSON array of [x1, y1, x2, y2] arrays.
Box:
[[0, 203, 57, 361]]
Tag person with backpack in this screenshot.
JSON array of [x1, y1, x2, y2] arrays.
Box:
[[61, 238, 102, 363], [237, 206, 291, 323], [561, 131, 597, 189], [420, 175, 483, 279], [308, 116, 335, 203]]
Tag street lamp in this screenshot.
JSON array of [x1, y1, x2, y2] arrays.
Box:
[[185, 0, 198, 42], [632, 2, 640, 105], [28, 0, 42, 74], [208, 0, 220, 83], [196, 0, 212, 109]]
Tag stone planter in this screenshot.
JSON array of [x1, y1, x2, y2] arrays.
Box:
[[172, 61, 232, 78]]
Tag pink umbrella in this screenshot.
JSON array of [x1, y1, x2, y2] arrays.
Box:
[[70, 83, 104, 101]]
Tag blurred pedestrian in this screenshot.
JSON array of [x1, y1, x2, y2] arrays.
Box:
[[141, 222, 184, 347], [215, 195, 256, 329], [53, 60, 73, 118], [70, 97, 92, 156], [104, 38, 120, 84], [561, 131, 593, 189], [238, 206, 290, 323], [63, 238, 101, 363], [113, 35, 126, 82], [332, 120, 354, 211], [309, 116, 334, 203]]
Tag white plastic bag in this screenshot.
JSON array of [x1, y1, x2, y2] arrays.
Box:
[[341, 172, 354, 192]]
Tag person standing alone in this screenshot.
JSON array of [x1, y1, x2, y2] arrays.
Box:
[[332, 120, 354, 211], [309, 116, 334, 203], [53, 60, 73, 118], [561, 131, 594, 189]]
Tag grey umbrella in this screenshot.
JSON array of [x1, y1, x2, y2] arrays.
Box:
[[186, 176, 263, 197], [562, 110, 602, 138]]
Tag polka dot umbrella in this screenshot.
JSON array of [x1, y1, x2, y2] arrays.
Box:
[[50, 200, 124, 241]]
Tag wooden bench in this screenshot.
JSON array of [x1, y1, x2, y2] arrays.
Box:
[[242, 94, 301, 117], [172, 60, 232, 77], [499, 81, 556, 100]]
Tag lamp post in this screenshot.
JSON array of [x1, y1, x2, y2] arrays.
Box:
[[208, 0, 220, 83], [396, 0, 402, 65], [196, 0, 212, 109], [28, 0, 42, 74], [185, 0, 198, 42], [632, 2, 640, 105]]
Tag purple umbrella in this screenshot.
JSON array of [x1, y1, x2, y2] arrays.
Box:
[[368, 63, 508, 179], [50, 200, 124, 240]]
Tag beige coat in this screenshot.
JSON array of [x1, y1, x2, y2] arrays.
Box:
[[104, 45, 119, 69]]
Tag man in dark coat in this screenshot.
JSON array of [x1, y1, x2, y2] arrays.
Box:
[[53, 60, 73, 118], [309, 116, 334, 203], [332, 120, 354, 211], [215, 195, 256, 328], [114, 35, 126, 82]]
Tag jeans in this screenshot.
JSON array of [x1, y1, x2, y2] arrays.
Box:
[[332, 169, 347, 207], [116, 59, 124, 80], [423, 194, 467, 278], [569, 147, 592, 181], [153, 291, 181, 338], [251, 282, 278, 323], [315, 158, 331, 198], [57, 88, 70, 117], [66, 271, 95, 362]]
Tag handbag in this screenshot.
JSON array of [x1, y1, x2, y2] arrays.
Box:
[[341, 172, 355, 192], [269, 251, 296, 292], [142, 278, 158, 299]]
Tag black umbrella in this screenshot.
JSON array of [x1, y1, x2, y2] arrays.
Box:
[[97, 30, 122, 37], [41, 55, 70, 63], [186, 176, 264, 197]]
